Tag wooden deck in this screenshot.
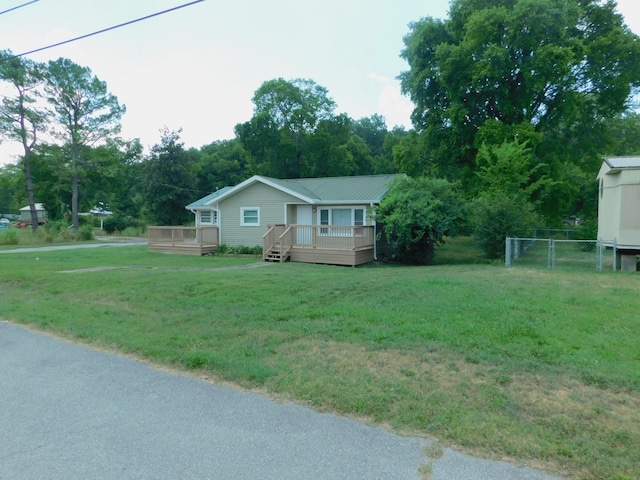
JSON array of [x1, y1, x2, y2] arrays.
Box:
[[148, 226, 219, 255], [264, 224, 375, 266]]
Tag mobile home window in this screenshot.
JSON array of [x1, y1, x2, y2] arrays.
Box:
[[354, 209, 364, 226], [241, 207, 260, 226]]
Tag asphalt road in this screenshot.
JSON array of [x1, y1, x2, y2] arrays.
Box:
[[0, 321, 560, 480]]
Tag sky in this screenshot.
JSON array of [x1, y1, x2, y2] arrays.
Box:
[[1, 0, 639, 166]]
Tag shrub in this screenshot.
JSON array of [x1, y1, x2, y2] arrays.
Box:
[[103, 215, 127, 234], [75, 225, 94, 241], [472, 193, 541, 259], [102, 215, 145, 235], [44, 220, 70, 242], [214, 244, 262, 255], [573, 216, 598, 240], [0, 229, 19, 245], [374, 176, 466, 264]]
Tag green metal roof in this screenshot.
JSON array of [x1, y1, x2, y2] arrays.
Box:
[[186, 186, 233, 209], [274, 174, 403, 203], [187, 174, 404, 208]]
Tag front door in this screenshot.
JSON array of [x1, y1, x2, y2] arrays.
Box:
[[296, 205, 313, 245]]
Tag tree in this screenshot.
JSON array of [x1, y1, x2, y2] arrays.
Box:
[[472, 192, 541, 259], [0, 50, 48, 231], [0, 163, 21, 215], [193, 139, 248, 194], [604, 112, 640, 156], [45, 57, 126, 230], [375, 176, 466, 264], [400, 0, 640, 220], [236, 78, 337, 178], [352, 114, 388, 158], [304, 114, 356, 177], [141, 128, 197, 226]]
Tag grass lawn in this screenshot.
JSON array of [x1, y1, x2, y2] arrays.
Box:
[[0, 239, 638, 479]]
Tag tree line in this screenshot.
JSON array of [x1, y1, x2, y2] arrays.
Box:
[[2, 0, 640, 261]]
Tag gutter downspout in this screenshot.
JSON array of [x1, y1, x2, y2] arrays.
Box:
[[371, 202, 377, 261], [215, 204, 222, 245]]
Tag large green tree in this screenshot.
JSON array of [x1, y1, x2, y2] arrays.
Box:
[[45, 57, 126, 230], [236, 78, 337, 178], [400, 0, 640, 221], [0, 51, 48, 231], [141, 128, 197, 226], [193, 139, 248, 194]]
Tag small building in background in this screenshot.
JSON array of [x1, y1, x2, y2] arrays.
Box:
[[597, 156, 640, 271], [19, 203, 48, 223]]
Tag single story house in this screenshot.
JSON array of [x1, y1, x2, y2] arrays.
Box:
[[148, 174, 404, 265], [596, 156, 640, 270], [19, 203, 48, 223]]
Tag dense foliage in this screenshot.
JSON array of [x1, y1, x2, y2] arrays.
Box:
[[400, 0, 640, 223], [2, 1, 640, 239], [375, 176, 466, 264]]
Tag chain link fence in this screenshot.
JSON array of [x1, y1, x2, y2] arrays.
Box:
[[505, 237, 619, 272]]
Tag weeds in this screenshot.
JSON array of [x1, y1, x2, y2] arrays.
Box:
[[0, 241, 638, 479]]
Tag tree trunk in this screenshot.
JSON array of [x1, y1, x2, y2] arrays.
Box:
[[23, 150, 39, 233], [72, 172, 79, 231]]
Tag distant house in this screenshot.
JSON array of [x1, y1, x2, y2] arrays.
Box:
[[19, 203, 48, 223], [148, 174, 404, 265], [596, 156, 640, 270]]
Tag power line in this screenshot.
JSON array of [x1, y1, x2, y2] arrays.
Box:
[[12, 0, 205, 58], [0, 0, 39, 16]]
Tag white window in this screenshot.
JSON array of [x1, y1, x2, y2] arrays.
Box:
[[318, 207, 367, 235], [199, 210, 217, 225], [241, 207, 260, 226], [332, 209, 351, 226], [354, 209, 365, 226], [320, 209, 330, 234]]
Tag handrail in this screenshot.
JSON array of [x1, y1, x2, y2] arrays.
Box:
[[272, 225, 374, 250], [148, 226, 218, 246]]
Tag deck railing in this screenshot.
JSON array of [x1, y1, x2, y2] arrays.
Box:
[[264, 224, 374, 252], [148, 226, 219, 246]]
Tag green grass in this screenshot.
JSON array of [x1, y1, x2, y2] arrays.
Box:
[[1, 240, 638, 479]]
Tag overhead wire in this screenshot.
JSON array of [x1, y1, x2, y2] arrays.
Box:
[[8, 0, 205, 59], [0, 0, 39, 17]]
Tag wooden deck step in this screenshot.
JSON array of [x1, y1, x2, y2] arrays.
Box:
[[264, 248, 289, 262]]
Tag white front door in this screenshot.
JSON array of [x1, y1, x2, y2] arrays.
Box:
[[297, 205, 313, 245]]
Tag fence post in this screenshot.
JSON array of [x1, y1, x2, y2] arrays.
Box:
[[548, 239, 554, 269], [613, 238, 617, 272], [596, 239, 602, 271], [505, 237, 511, 267]]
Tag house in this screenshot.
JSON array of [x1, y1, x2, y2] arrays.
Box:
[[596, 156, 640, 270], [148, 174, 404, 265], [18, 203, 48, 224]]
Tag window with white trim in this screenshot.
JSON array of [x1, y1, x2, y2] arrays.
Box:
[[318, 207, 367, 235], [354, 209, 364, 226], [199, 210, 217, 225], [241, 207, 260, 226]]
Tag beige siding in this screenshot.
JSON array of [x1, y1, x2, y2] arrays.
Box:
[[598, 171, 621, 242], [218, 183, 304, 247], [289, 247, 374, 266], [597, 165, 640, 248]]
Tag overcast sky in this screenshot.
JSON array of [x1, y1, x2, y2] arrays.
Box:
[[1, 0, 639, 166]]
